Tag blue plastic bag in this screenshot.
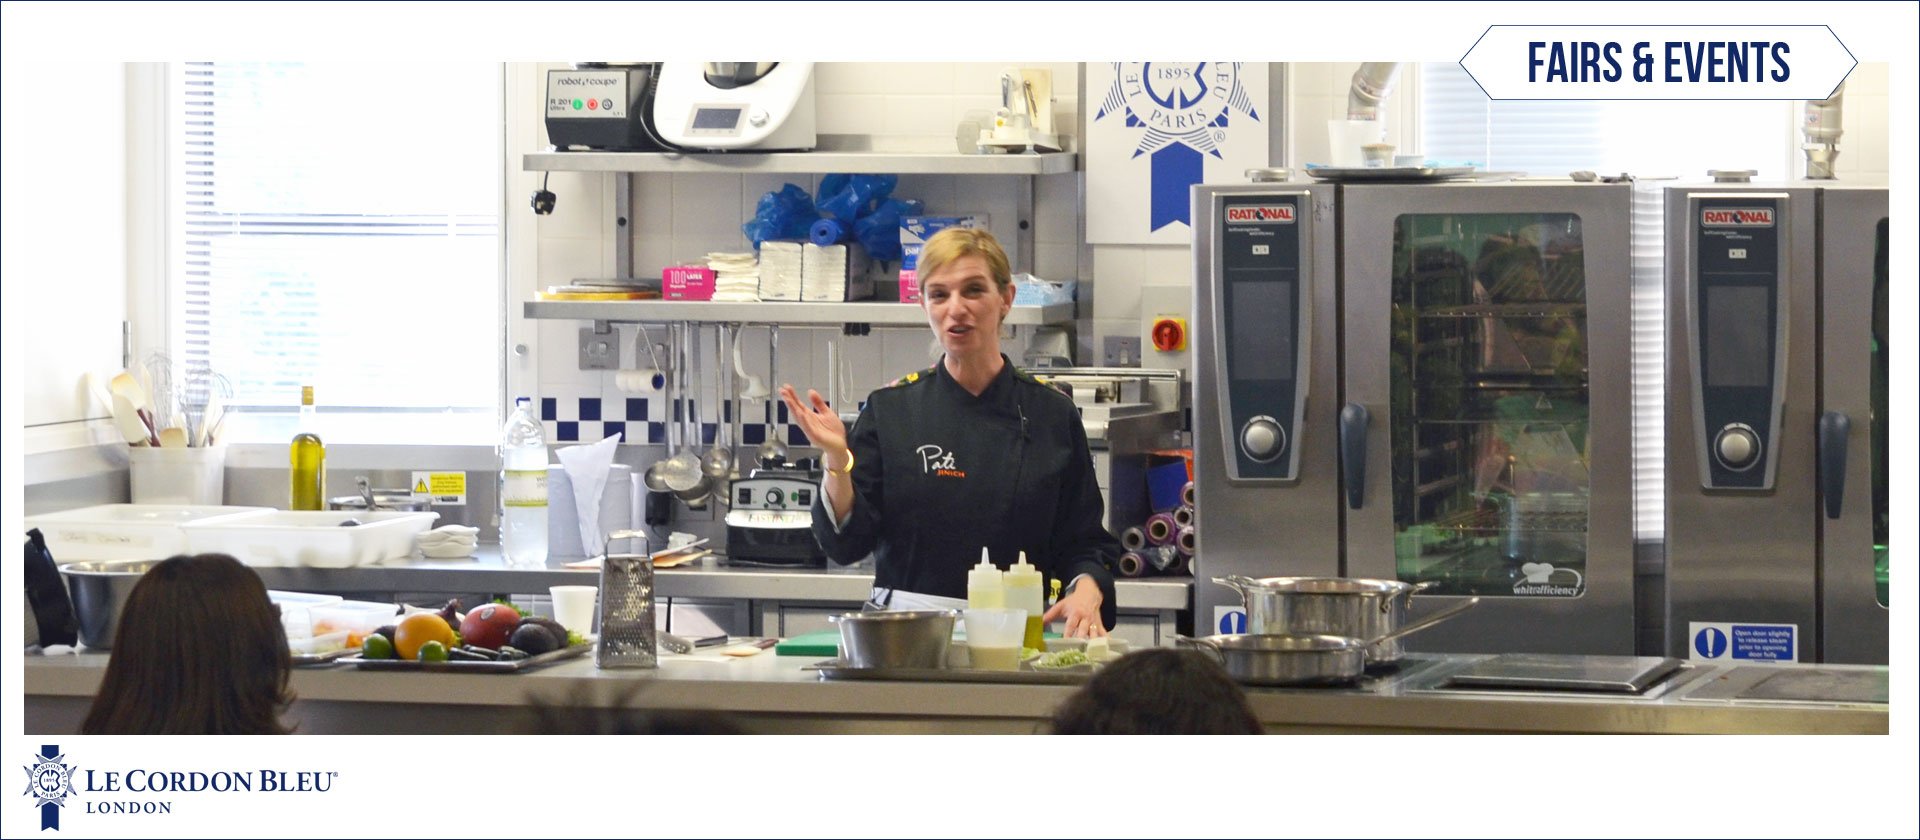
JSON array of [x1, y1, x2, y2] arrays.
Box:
[[741, 183, 820, 248], [817, 174, 898, 221], [852, 197, 923, 261]]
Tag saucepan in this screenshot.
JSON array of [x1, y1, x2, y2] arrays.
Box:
[[1178, 596, 1480, 686], [1213, 574, 1439, 664]]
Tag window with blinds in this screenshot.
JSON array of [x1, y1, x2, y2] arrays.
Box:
[[1419, 63, 1793, 540], [169, 62, 502, 440]]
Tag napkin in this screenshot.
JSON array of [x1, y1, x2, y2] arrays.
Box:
[[555, 434, 621, 555]]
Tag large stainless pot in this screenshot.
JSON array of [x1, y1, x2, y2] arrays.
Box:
[[59, 559, 160, 649], [1214, 575, 1437, 663], [830, 610, 958, 669], [329, 476, 434, 513], [1180, 597, 1480, 686]]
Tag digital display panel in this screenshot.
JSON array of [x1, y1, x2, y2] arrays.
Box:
[[1230, 280, 1293, 382], [692, 108, 741, 130], [1706, 285, 1770, 387]]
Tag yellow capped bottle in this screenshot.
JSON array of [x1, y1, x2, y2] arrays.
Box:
[[289, 385, 326, 510], [1005, 551, 1045, 650]]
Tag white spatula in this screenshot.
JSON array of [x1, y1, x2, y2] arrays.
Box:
[[112, 394, 154, 446]]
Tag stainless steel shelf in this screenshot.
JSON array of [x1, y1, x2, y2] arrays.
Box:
[[525, 150, 1077, 176], [524, 299, 1075, 326]]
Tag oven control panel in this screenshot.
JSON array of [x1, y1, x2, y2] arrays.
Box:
[[1690, 194, 1787, 490]]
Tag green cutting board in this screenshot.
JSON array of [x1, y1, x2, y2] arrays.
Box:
[[774, 631, 842, 657]]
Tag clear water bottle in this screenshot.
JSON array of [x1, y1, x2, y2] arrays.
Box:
[[500, 397, 549, 569]]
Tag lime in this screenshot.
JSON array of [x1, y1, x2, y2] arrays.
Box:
[[361, 633, 395, 660], [417, 640, 449, 662]]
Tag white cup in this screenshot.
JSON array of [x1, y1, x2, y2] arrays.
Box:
[[550, 585, 598, 636], [1326, 120, 1384, 167]]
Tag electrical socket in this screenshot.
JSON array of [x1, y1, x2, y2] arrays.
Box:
[[1103, 336, 1141, 367], [579, 327, 618, 370]]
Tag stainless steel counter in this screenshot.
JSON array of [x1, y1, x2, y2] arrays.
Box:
[[23, 650, 1886, 735], [244, 548, 1193, 611]]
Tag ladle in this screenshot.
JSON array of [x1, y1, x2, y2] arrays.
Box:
[[757, 324, 788, 468], [701, 324, 734, 481], [655, 324, 705, 494]]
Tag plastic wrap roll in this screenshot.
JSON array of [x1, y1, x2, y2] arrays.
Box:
[[1182, 480, 1195, 508], [1145, 513, 1178, 546], [1143, 543, 1180, 571], [1172, 504, 1194, 529], [1121, 526, 1148, 552], [808, 218, 848, 246], [1176, 525, 1197, 557], [1170, 554, 1193, 577], [1117, 551, 1149, 578]]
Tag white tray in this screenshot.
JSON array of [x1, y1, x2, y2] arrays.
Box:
[[180, 510, 439, 568], [25, 504, 274, 562]]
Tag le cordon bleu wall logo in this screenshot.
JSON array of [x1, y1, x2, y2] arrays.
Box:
[[23, 745, 77, 830]]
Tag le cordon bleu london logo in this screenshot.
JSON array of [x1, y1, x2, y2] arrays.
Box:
[[23, 745, 76, 830], [22, 744, 342, 829]]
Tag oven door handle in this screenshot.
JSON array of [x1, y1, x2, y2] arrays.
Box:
[[1340, 402, 1370, 510], [1818, 410, 1850, 519]]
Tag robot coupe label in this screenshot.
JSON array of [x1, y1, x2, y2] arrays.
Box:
[[1688, 622, 1798, 661], [1225, 204, 1295, 224], [1700, 208, 1775, 227]]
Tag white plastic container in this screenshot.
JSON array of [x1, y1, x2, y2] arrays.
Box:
[[128, 446, 228, 506], [180, 510, 438, 568], [268, 589, 345, 639], [307, 600, 401, 644], [25, 504, 273, 563]]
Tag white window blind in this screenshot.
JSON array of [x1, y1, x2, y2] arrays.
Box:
[[1419, 63, 1794, 540], [169, 62, 502, 439]]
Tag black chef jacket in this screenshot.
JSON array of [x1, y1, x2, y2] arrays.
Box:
[[811, 355, 1120, 629]]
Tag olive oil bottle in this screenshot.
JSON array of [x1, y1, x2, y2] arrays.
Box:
[[289, 385, 326, 510]]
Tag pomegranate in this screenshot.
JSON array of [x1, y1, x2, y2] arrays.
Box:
[[458, 603, 522, 650]]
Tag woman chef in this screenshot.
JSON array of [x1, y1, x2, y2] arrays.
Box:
[[779, 227, 1119, 637]]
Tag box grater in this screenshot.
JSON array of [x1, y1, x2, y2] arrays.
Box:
[[595, 531, 656, 668]]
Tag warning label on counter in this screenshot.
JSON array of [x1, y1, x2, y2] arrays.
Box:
[[1688, 621, 1797, 662], [412, 471, 467, 506]]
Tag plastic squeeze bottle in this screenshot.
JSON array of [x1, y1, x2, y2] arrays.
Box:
[[1004, 551, 1045, 650], [967, 549, 1005, 609]]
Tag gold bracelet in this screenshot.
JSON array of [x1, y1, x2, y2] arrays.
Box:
[[826, 450, 855, 476]]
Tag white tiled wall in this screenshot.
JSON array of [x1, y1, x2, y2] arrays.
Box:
[[1826, 63, 1889, 183]]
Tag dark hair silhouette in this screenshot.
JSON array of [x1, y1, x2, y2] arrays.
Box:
[[1049, 648, 1262, 735], [82, 553, 293, 735]]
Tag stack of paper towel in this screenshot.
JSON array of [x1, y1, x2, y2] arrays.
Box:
[[706, 252, 760, 302], [801, 242, 873, 302], [757, 241, 804, 301]]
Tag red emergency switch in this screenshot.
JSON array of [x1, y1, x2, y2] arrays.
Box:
[[1151, 317, 1187, 352]]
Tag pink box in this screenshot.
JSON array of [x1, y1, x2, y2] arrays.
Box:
[[663, 266, 715, 301], [898, 269, 920, 303]]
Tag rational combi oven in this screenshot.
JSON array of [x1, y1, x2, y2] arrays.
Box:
[[1193, 178, 1638, 655]]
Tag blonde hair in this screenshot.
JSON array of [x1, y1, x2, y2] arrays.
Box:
[[915, 227, 1012, 293]]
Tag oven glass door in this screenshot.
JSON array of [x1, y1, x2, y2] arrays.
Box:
[[1870, 217, 1889, 608], [1389, 212, 1591, 597]]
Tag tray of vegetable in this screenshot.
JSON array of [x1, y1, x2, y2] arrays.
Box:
[[344, 598, 592, 673]]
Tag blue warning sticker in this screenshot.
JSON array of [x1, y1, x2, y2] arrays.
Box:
[[1688, 622, 1797, 662]]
